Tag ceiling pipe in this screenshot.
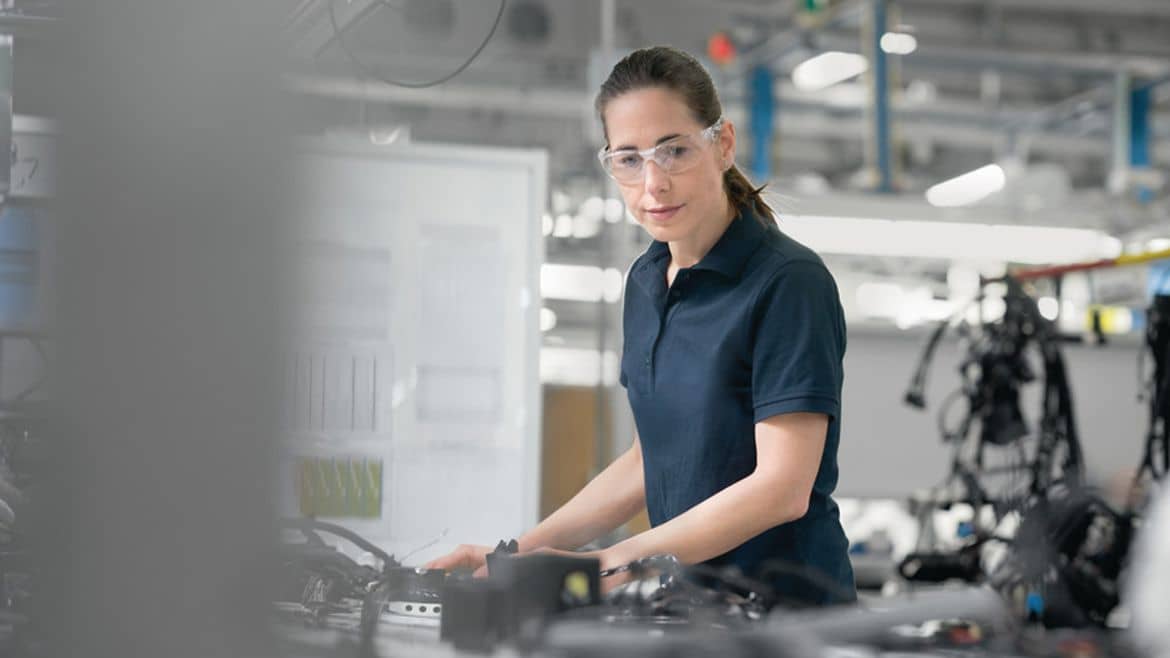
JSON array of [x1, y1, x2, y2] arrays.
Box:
[[285, 73, 1170, 161], [902, 0, 1170, 19], [814, 32, 1170, 77]]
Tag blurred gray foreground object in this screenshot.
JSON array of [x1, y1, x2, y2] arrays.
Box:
[[39, 2, 292, 658], [1128, 486, 1170, 658], [767, 586, 1015, 646], [0, 495, 13, 527]]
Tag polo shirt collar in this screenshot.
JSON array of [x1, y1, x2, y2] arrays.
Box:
[[630, 207, 768, 297], [691, 208, 768, 279]]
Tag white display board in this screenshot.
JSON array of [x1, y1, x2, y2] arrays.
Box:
[[11, 116, 55, 200], [286, 138, 546, 562]]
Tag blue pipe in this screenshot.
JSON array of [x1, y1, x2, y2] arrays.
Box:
[[1131, 84, 1152, 203], [749, 65, 774, 183]]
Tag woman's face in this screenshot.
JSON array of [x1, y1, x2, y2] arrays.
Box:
[[602, 87, 736, 246]]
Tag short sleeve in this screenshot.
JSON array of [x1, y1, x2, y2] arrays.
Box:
[[618, 260, 638, 390], [750, 260, 846, 423]]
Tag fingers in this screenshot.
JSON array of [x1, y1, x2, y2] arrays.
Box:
[[423, 553, 461, 570], [423, 544, 489, 571], [423, 545, 466, 570]]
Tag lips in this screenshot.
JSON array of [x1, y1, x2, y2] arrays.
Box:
[[645, 204, 684, 222]]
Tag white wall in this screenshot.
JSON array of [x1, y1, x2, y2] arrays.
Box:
[[838, 327, 1147, 499]]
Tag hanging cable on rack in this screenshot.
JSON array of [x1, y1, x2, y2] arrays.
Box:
[[904, 319, 950, 410], [326, 0, 507, 89], [899, 277, 1089, 590], [905, 278, 1084, 507], [1034, 324, 1084, 493], [1137, 294, 1170, 488], [899, 275, 1137, 628]]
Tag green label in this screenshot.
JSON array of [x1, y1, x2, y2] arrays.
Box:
[[296, 456, 383, 518]]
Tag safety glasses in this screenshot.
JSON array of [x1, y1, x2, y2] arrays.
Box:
[[598, 118, 724, 184]]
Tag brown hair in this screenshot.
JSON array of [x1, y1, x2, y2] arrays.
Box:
[[594, 45, 775, 226]]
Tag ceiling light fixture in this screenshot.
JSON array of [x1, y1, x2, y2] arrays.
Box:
[[792, 51, 869, 91]]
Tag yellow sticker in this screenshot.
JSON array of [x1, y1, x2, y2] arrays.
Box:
[[563, 571, 591, 602]]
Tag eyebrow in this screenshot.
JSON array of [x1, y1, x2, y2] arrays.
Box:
[[612, 133, 683, 152]]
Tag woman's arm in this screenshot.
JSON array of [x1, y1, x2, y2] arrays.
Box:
[[600, 412, 826, 569], [518, 433, 646, 552], [425, 433, 646, 570]]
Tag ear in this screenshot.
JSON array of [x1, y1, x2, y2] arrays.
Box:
[[718, 119, 736, 171]]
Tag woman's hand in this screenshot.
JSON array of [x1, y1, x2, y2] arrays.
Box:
[[423, 544, 494, 575], [424, 544, 637, 594], [529, 546, 635, 594]]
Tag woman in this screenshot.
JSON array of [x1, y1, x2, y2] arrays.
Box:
[[427, 46, 855, 606]]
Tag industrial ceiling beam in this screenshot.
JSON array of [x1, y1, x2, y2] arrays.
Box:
[[286, 73, 1170, 161], [285, 73, 588, 116], [904, 0, 1170, 19], [0, 9, 55, 37], [673, 0, 795, 18], [814, 32, 1170, 77]]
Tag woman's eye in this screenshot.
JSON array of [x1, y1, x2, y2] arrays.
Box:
[[616, 154, 641, 168], [664, 145, 689, 158]]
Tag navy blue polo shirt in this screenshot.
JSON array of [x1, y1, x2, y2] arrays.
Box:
[[619, 208, 855, 606]]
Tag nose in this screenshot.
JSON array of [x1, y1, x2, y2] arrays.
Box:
[[642, 159, 671, 195]]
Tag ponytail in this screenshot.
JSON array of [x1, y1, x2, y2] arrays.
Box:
[[723, 164, 776, 228]]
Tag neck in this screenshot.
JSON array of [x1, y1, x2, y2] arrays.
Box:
[[668, 201, 737, 268]]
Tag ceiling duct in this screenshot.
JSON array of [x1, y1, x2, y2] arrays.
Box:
[[507, 0, 552, 45]]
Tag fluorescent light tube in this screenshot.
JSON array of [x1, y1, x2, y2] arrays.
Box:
[[792, 52, 869, 91], [926, 164, 1006, 207], [782, 215, 1121, 265]]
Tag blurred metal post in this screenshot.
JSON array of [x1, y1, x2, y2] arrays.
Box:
[[0, 35, 11, 203], [1109, 69, 1132, 195], [868, 0, 894, 193], [594, 0, 617, 474]]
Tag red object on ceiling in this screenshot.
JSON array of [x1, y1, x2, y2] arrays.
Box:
[[707, 32, 737, 66]]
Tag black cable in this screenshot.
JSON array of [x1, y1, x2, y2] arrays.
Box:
[[904, 319, 949, 409], [1143, 295, 1170, 482], [756, 559, 859, 607], [616, 555, 675, 612], [601, 555, 776, 618], [936, 388, 970, 443], [1044, 343, 1084, 482], [359, 579, 393, 652], [326, 0, 506, 89], [910, 279, 1088, 558], [279, 518, 397, 567], [681, 562, 775, 608]]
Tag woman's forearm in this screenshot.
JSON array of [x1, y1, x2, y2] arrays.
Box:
[[606, 413, 825, 568], [607, 469, 805, 567], [519, 440, 646, 552]]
